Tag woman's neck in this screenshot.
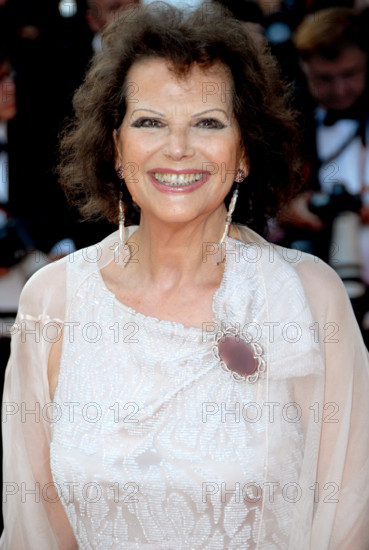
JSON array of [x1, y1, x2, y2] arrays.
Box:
[[127, 208, 232, 288]]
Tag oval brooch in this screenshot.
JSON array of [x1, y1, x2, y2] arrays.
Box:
[[213, 327, 266, 383]]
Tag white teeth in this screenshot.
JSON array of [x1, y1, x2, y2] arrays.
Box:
[[154, 172, 203, 186]]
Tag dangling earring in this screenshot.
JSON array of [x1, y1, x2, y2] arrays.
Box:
[[212, 169, 245, 266], [115, 166, 131, 268]]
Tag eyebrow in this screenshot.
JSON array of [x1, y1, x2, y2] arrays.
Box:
[[129, 108, 231, 120], [192, 108, 230, 119], [130, 109, 165, 119]]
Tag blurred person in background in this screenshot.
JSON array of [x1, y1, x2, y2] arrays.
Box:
[[0, 52, 21, 377], [0, 45, 78, 364], [276, 7, 369, 333], [1, 0, 133, 254], [0, 50, 49, 372]]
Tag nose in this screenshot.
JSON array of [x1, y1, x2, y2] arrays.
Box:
[[162, 124, 195, 161]]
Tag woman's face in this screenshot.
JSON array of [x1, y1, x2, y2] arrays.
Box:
[[114, 58, 248, 228]]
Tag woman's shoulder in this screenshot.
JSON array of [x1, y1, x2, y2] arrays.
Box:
[[271, 245, 353, 326], [18, 254, 71, 321], [292, 248, 344, 287], [18, 230, 121, 320], [292, 250, 353, 321], [236, 224, 349, 315], [237, 224, 343, 281]]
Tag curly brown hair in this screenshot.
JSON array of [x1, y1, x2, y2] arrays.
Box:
[[57, 1, 302, 234]]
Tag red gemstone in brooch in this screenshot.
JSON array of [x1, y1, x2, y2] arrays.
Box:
[[213, 328, 266, 383]]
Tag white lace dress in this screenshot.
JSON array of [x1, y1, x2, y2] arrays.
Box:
[[1, 226, 369, 549]]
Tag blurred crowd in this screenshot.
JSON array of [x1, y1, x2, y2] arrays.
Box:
[[0, 0, 369, 367]]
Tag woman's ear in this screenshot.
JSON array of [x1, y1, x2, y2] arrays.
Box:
[[238, 155, 250, 180]]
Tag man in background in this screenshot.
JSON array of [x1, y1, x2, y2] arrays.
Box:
[[278, 7, 369, 333], [285, 7, 368, 236]]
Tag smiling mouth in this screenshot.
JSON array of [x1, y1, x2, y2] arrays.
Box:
[[153, 172, 204, 186]]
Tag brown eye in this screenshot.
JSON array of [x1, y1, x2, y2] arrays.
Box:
[[131, 118, 164, 128], [196, 118, 226, 129]]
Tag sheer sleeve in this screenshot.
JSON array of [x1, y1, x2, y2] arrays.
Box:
[[296, 258, 369, 549], [0, 258, 77, 549]]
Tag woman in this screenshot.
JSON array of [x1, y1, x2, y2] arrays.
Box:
[[1, 3, 369, 549]]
